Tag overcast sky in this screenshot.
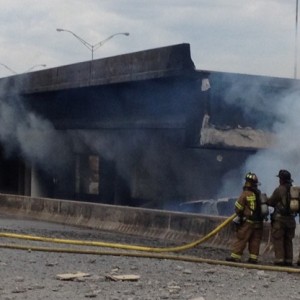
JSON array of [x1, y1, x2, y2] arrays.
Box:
[[0, 0, 298, 79]]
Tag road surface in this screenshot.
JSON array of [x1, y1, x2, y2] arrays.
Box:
[[0, 213, 299, 300]]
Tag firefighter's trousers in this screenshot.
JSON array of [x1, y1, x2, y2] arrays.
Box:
[[271, 216, 296, 264], [231, 221, 263, 261]]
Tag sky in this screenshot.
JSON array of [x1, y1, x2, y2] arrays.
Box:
[[0, 0, 300, 206], [0, 0, 299, 79]]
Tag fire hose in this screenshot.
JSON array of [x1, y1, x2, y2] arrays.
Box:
[[0, 213, 299, 273], [0, 213, 236, 253]]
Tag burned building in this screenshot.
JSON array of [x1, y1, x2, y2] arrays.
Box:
[[0, 43, 299, 211]]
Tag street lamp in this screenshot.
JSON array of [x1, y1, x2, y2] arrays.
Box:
[[56, 28, 130, 60], [0, 63, 47, 75], [0, 63, 17, 75], [295, 0, 299, 79], [27, 64, 47, 72]]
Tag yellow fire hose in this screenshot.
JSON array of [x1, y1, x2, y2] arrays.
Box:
[[0, 213, 236, 253], [0, 213, 299, 273], [0, 242, 299, 273]]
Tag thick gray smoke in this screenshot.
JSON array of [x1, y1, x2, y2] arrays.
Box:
[[0, 79, 72, 175], [218, 77, 300, 198], [2, 70, 299, 210], [244, 88, 300, 196], [72, 130, 185, 202]]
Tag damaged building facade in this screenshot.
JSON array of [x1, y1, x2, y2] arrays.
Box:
[[0, 43, 299, 212]]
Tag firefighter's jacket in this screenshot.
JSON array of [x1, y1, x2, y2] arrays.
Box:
[[235, 187, 263, 224], [266, 183, 295, 264], [267, 184, 292, 217]]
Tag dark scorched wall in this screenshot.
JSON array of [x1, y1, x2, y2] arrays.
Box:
[[0, 43, 299, 211]]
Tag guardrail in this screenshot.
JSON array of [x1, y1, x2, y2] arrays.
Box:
[[0, 193, 272, 250]]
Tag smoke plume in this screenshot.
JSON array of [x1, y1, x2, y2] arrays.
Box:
[[218, 75, 300, 198], [0, 78, 72, 175]]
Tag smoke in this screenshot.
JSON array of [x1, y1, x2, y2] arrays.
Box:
[[2, 69, 299, 211], [217, 75, 300, 198], [244, 88, 300, 195], [73, 129, 185, 202], [0, 79, 72, 175], [0, 74, 194, 206]]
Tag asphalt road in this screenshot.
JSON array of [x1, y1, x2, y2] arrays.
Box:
[[0, 213, 300, 300]]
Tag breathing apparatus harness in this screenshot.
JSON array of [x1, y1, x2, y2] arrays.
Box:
[[272, 183, 293, 218], [273, 170, 299, 216], [245, 186, 266, 222], [233, 173, 269, 227]]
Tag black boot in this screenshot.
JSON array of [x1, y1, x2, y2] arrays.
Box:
[[247, 258, 258, 264], [226, 257, 241, 263]]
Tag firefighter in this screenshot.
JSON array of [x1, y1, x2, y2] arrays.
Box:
[[226, 172, 264, 264], [267, 169, 296, 266]]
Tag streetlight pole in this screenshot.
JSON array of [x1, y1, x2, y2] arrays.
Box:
[[0, 63, 17, 75], [0, 63, 47, 75], [27, 64, 47, 72], [295, 0, 299, 79], [56, 28, 130, 60]]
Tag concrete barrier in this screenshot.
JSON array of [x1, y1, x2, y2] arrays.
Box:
[[0, 193, 237, 247]]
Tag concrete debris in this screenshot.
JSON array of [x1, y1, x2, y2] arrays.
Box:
[[11, 287, 27, 293], [110, 267, 120, 274], [88, 259, 96, 264], [204, 268, 217, 274], [56, 272, 91, 281], [257, 270, 269, 278], [2, 214, 299, 299], [105, 274, 140, 281], [84, 294, 97, 298], [84, 290, 101, 298], [168, 285, 181, 293], [45, 262, 57, 267], [200, 115, 275, 149], [29, 285, 45, 290], [160, 292, 169, 299], [15, 277, 24, 283]]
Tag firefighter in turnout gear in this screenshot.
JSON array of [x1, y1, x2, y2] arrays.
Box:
[[267, 169, 296, 266], [226, 172, 265, 264]]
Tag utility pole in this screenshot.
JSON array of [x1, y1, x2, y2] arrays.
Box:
[[295, 0, 299, 79]]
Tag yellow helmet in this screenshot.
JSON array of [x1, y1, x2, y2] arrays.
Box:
[[245, 172, 260, 185]]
